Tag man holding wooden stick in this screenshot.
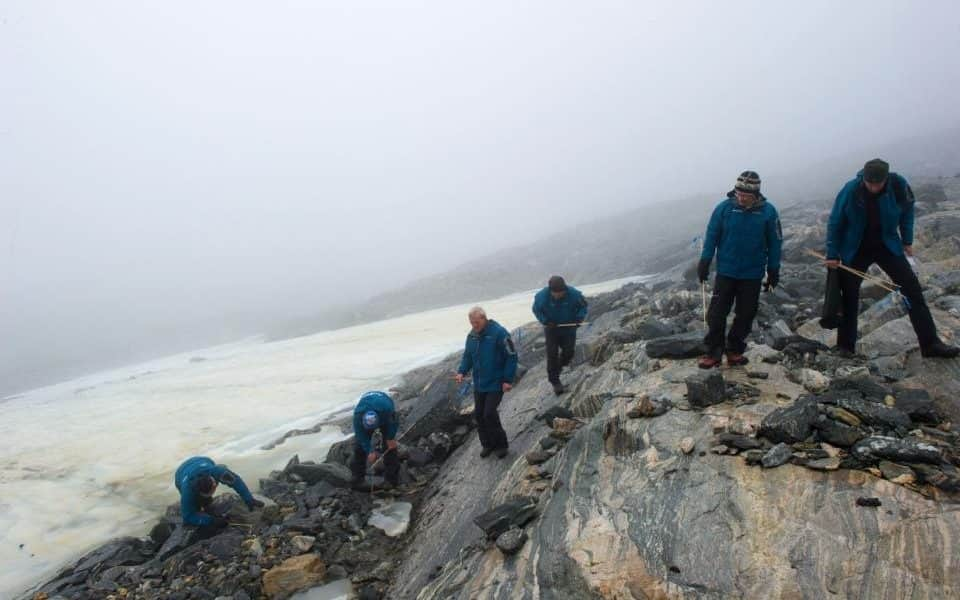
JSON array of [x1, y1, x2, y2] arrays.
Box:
[[532, 275, 588, 394], [825, 158, 958, 359], [697, 171, 782, 369]]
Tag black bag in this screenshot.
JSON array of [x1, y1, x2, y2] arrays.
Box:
[[819, 268, 843, 329]]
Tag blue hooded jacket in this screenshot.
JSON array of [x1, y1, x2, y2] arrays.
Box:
[[532, 286, 588, 326], [826, 171, 914, 265], [700, 193, 782, 280], [352, 391, 399, 454], [174, 456, 255, 526], [457, 319, 519, 393]]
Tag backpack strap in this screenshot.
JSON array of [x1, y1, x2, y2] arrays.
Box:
[[889, 172, 914, 208]]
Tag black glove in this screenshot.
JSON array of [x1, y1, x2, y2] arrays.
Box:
[[697, 259, 711, 283], [765, 269, 780, 291], [210, 515, 230, 529], [247, 499, 265, 510]]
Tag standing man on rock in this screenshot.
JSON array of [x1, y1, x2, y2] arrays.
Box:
[[697, 170, 782, 368], [825, 158, 959, 358], [174, 456, 263, 531], [532, 275, 588, 395], [350, 390, 401, 488], [455, 306, 518, 458]]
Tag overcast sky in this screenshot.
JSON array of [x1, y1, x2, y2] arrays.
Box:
[[1, 1, 959, 392]]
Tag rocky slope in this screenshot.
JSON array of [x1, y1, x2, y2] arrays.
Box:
[[26, 176, 960, 600]]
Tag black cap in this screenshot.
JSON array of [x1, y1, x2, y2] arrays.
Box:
[[548, 275, 567, 293], [863, 158, 890, 184], [195, 476, 217, 496]]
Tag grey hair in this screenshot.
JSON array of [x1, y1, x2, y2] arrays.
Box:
[[468, 306, 487, 319]]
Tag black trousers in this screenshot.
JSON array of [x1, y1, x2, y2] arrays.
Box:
[[704, 275, 762, 357], [474, 390, 508, 450], [351, 431, 400, 485], [837, 245, 938, 351], [544, 327, 577, 384]]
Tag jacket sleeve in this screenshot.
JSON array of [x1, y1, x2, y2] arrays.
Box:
[[353, 412, 372, 453], [532, 291, 548, 324], [766, 207, 783, 272], [826, 187, 848, 260], [501, 331, 518, 384], [180, 484, 213, 526], [898, 177, 915, 245], [574, 291, 588, 322], [700, 204, 723, 261], [210, 465, 255, 506], [457, 337, 473, 375], [384, 411, 399, 440]]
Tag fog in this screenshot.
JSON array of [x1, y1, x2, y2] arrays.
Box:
[[2, 1, 959, 394]]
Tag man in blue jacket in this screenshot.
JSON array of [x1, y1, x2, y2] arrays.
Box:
[[532, 275, 588, 395], [825, 159, 958, 358], [697, 171, 782, 368], [351, 390, 400, 488], [174, 456, 263, 531], [455, 306, 518, 458]]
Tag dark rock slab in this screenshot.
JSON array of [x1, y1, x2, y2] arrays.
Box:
[[495, 528, 529, 555], [759, 397, 818, 443], [829, 376, 891, 401], [891, 387, 941, 424], [149, 525, 201, 563], [286, 462, 354, 487], [717, 433, 763, 450], [761, 443, 793, 468], [645, 332, 705, 359], [473, 498, 538, 540], [685, 370, 725, 409], [851, 436, 943, 465], [525, 449, 552, 465], [535, 405, 575, 427], [406, 447, 434, 467], [833, 397, 912, 431], [856, 497, 882, 507], [813, 415, 865, 448]]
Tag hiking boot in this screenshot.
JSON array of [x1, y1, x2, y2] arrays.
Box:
[[552, 382, 565, 395], [495, 448, 509, 459], [725, 352, 749, 367], [480, 447, 494, 458], [831, 346, 856, 359], [698, 355, 721, 369], [921, 341, 960, 359]]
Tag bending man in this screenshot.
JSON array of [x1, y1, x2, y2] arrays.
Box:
[[351, 390, 400, 488], [174, 456, 263, 531], [825, 158, 958, 358], [532, 275, 587, 395]]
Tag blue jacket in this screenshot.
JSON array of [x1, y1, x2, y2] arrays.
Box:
[[532, 286, 588, 326], [701, 193, 782, 280], [174, 456, 255, 526], [826, 171, 914, 265], [457, 319, 519, 393], [352, 391, 399, 454]]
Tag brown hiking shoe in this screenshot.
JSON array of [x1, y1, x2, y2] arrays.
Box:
[[698, 355, 721, 369], [726, 352, 749, 366]]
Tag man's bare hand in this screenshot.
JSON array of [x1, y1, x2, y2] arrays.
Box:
[[367, 451, 379, 464], [825, 259, 840, 269], [386, 439, 398, 451], [454, 373, 464, 384], [904, 245, 914, 257], [502, 383, 513, 393]]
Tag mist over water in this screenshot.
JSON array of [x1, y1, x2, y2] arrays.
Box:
[[0, 276, 643, 597]]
